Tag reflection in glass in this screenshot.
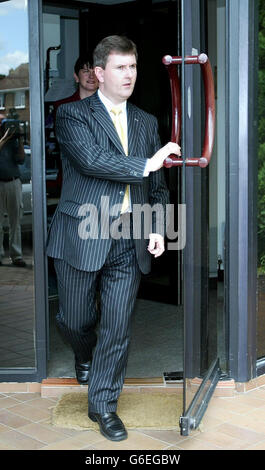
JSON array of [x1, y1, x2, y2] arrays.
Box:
[[0, 0, 35, 368], [257, 0, 265, 360]]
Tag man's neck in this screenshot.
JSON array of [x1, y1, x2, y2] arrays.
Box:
[[98, 89, 126, 109]]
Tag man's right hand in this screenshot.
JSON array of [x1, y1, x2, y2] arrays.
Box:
[[146, 142, 181, 173]]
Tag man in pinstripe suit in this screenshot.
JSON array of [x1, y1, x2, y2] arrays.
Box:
[[46, 35, 181, 441]]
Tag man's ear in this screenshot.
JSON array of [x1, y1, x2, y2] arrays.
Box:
[[74, 72, 79, 84], [94, 66, 104, 83]]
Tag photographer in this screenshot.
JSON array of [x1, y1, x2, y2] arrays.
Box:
[[0, 113, 26, 267]]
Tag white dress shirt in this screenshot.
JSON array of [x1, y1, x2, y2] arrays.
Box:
[[97, 90, 149, 178]]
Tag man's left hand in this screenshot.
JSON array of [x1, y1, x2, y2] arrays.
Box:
[[148, 233, 165, 258]]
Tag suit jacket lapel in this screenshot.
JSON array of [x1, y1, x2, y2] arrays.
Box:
[[127, 102, 141, 156], [89, 92, 125, 155]]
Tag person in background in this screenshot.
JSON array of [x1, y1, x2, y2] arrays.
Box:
[[48, 54, 99, 194], [53, 53, 99, 116], [0, 113, 26, 267]]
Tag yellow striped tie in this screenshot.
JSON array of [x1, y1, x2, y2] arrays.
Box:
[[111, 108, 129, 213]]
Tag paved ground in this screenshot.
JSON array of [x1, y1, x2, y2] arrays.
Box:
[[0, 387, 265, 450]]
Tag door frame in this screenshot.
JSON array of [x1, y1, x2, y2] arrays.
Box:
[[29, 0, 49, 383], [225, 0, 258, 383]]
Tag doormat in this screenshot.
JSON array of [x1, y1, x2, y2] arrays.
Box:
[[52, 392, 182, 431]]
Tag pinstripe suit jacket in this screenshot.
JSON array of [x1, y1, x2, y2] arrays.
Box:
[[46, 91, 169, 274]]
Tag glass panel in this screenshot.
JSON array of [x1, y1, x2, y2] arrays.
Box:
[[0, 0, 35, 368], [208, 0, 227, 372], [183, 0, 227, 412], [257, 0, 265, 359]]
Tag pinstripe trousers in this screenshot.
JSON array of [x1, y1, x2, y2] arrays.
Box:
[[54, 222, 141, 413]]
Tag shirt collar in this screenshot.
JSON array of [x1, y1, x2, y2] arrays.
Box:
[[98, 89, 127, 114]]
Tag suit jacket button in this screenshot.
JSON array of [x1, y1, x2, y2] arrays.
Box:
[[119, 191, 124, 196]]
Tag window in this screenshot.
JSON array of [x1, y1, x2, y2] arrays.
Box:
[[14, 90, 25, 108], [0, 92, 5, 109]]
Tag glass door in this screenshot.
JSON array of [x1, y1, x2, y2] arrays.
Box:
[[162, 0, 226, 435]]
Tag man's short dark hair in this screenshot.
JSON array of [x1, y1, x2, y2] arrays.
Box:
[[74, 54, 93, 75], [93, 35, 138, 69]]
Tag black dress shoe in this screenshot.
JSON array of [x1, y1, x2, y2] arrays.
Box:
[[75, 360, 91, 384], [88, 411, 128, 441]]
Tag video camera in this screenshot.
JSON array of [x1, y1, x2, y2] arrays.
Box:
[[1, 119, 22, 138]]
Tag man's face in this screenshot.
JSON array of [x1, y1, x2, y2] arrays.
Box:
[[95, 53, 137, 104], [74, 65, 99, 94]]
